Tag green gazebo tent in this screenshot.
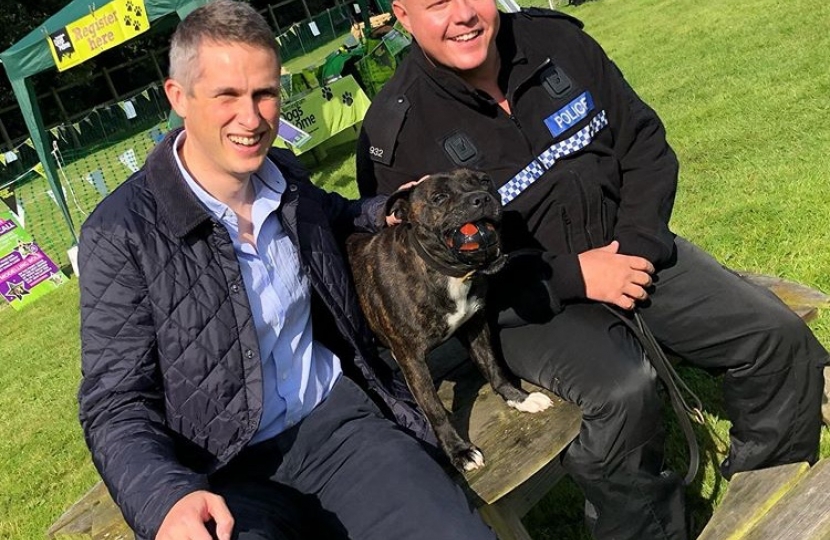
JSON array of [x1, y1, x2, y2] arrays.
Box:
[[0, 0, 208, 245]]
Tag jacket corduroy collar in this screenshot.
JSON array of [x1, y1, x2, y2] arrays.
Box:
[[144, 128, 215, 238]]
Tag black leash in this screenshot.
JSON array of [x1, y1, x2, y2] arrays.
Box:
[[603, 305, 704, 485]]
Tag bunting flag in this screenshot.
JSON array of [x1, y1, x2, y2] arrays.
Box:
[[85, 169, 109, 196], [141, 89, 150, 100], [118, 149, 139, 173], [0, 153, 5, 166], [32, 163, 46, 178], [123, 100, 137, 119], [24, 138, 34, 149]]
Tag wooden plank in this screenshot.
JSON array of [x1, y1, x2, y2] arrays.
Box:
[[47, 481, 133, 540], [496, 458, 568, 519], [437, 362, 582, 506], [744, 460, 830, 540], [697, 462, 809, 540], [739, 272, 830, 324], [478, 504, 534, 540]]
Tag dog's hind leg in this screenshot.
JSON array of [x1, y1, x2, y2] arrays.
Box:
[[389, 339, 486, 472], [459, 314, 553, 413]]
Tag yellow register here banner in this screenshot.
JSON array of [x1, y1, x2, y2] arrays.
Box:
[[46, 0, 150, 72]]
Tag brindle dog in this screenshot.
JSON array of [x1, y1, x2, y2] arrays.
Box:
[[347, 169, 552, 472]]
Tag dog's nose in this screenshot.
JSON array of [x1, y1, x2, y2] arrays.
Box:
[[468, 192, 493, 207]]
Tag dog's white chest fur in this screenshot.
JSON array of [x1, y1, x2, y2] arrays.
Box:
[[443, 277, 483, 340]]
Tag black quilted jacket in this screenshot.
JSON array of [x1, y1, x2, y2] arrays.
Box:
[[77, 130, 429, 539]]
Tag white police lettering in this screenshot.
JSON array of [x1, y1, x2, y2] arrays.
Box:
[[544, 91, 595, 137], [369, 146, 384, 158], [554, 95, 589, 129]]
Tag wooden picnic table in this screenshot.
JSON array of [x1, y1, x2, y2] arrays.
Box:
[[47, 272, 829, 540]]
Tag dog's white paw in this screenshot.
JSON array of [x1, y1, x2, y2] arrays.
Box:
[[507, 392, 553, 413], [461, 448, 485, 471]]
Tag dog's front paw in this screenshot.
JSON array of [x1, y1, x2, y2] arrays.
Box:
[[452, 446, 485, 472], [507, 391, 553, 413]]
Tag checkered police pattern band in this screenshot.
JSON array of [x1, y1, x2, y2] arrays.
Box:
[[499, 110, 609, 206]]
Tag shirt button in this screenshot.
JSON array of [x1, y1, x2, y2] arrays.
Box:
[[281, 372, 289, 381], [231, 283, 240, 293], [288, 184, 298, 192], [245, 349, 254, 359]]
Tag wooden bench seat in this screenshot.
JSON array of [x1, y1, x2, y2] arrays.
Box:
[[698, 459, 830, 540], [47, 272, 829, 540]]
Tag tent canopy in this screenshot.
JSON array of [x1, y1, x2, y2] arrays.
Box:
[[0, 0, 207, 245]]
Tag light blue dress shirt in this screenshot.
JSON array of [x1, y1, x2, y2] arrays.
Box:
[[174, 132, 341, 443]]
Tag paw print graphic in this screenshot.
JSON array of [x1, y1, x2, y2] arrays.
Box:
[[341, 91, 354, 106], [321, 86, 333, 101], [126, 0, 134, 11], [124, 15, 132, 26], [134, 6, 143, 17], [133, 19, 142, 30]]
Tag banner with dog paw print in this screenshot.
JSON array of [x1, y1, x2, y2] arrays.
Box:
[[46, 0, 150, 72], [275, 75, 371, 154]]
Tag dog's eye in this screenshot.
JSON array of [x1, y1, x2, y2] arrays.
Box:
[[431, 193, 449, 204]]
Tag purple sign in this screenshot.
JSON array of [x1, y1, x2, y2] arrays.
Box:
[[0, 212, 67, 309]]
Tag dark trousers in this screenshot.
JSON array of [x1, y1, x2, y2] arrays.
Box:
[[209, 376, 496, 540], [497, 237, 828, 540]]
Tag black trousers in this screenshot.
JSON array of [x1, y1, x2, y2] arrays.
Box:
[[209, 377, 496, 540], [496, 237, 828, 540]]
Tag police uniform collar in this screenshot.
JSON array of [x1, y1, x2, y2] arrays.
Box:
[[409, 42, 490, 109], [496, 11, 528, 68]]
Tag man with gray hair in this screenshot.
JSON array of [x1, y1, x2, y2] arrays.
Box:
[[77, 1, 496, 539]]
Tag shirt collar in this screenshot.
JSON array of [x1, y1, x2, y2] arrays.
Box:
[[173, 130, 286, 223]]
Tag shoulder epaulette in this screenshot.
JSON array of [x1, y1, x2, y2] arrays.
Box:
[[364, 92, 411, 166], [520, 7, 584, 29]]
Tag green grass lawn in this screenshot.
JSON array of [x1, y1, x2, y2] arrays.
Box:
[[2, 0, 829, 538]]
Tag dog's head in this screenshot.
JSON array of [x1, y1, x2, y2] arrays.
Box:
[[387, 169, 504, 271]]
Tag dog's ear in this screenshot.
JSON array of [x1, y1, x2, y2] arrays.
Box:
[[385, 188, 412, 221]]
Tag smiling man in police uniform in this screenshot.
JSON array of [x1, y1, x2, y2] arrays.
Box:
[[356, 1, 829, 538]]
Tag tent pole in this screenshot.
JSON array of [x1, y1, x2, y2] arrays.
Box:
[[10, 77, 78, 244]]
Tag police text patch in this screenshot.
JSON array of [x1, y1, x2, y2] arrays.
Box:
[[544, 91, 594, 137]]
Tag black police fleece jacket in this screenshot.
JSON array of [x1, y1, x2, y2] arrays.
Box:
[[357, 8, 679, 318]]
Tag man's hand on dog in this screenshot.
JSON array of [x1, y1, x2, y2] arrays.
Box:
[[385, 176, 429, 226], [579, 241, 654, 310]]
